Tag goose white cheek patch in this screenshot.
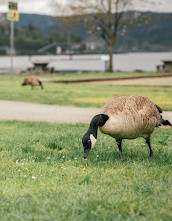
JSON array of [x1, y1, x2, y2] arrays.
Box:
[[90, 134, 97, 148]]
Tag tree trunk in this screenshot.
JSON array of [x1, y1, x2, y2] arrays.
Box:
[[107, 40, 114, 72], [107, 0, 113, 72]]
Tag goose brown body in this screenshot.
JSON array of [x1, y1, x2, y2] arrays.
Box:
[[82, 95, 171, 159], [22, 76, 43, 89], [100, 95, 161, 140], [24, 76, 40, 86]]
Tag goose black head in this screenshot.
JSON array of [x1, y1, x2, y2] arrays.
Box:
[[82, 132, 97, 159], [21, 79, 26, 86], [82, 114, 109, 159]]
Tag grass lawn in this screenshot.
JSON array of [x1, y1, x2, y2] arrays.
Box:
[[0, 74, 172, 111], [0, 121, 172, 220], [39, 71, 171, 81], [2, 71, 171, 81]]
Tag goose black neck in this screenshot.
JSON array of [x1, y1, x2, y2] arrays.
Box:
[[88, 114, 109, 138]]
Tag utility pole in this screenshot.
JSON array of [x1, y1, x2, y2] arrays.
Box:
[[7, 1, 19, 80], [10, 20, 14, 80]]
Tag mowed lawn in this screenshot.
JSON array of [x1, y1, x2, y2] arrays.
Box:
[[0, 121, 172, 221], [16, 71, 172, 81], [0, 74, 172, 111]]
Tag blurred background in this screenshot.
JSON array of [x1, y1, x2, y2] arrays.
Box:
[[0, 2, 172, 219], [0, 0, 172, 74]]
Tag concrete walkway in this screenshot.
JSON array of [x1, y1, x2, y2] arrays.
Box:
[[0, 100, 100, 123], [0, 100, 172, 124]]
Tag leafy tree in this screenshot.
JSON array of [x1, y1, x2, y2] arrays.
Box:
[[0, 23, 10, 46], [14, 24, 82, 54], [14, 25, 47, 54], [47, 30, 82, 52]]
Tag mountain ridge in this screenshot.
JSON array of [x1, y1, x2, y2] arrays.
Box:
[[1, 12, 172, 53]]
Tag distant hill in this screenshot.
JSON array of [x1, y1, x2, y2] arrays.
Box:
[[1, 12, 172, 52], [117, 12, 172, 52], [15, 14, 59, 36], [14, 14, 88, 39]]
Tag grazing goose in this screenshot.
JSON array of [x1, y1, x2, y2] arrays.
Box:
[[82, 95, 171, 160], [22, 76, 43, 89]]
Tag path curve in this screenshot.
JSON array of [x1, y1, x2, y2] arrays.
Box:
[[0, 100, 172, 124]]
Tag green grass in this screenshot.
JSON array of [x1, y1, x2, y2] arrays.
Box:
[[4, 71, 171, 81], [37, 71, 171, 81], [0, 74, 172, 111], [0, 121, 172, 220]]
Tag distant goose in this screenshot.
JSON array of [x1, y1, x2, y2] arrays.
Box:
[[22, 76, 43, 89], [82, 95, 171, 160]]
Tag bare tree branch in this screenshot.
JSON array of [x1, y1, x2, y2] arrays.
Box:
[[52, 0, 158, 71]]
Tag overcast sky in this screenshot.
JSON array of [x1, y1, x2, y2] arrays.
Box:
[[0, 0, 172, 15]]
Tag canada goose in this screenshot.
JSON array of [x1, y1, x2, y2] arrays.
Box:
[[21, 76, 43, 89], [82, 95, 171, 160]]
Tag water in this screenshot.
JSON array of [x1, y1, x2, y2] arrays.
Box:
[[0, 52, 171, 73]]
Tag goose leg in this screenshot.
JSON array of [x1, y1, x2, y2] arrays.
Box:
[[145, 138, 153, 157], [116, 139, 124, 160]]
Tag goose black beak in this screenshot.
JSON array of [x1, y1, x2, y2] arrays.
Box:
[[84, 148, 91, 159]]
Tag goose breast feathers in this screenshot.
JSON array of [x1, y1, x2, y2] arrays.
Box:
[[100, 96, 161, 139]]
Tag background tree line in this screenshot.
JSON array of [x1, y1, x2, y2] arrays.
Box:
[[0, 23, 83, 55], [0, 11, 172, 57]]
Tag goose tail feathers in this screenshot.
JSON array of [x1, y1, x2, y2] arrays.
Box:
[[155, 104, 171, 126], [161, 120, 172, 127], [155, 104, 163, 113]]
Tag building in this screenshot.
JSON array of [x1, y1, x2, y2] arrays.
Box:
[[85, 35, 106, 52]]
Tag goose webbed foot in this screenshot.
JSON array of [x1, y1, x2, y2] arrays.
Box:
[[116, 139, 124, 160]]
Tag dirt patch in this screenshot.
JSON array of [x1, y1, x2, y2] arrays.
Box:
[[90, 77, 172, 86], [43, 74, 172, 84]]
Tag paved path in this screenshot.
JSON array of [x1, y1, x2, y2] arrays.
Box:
[[0, 100, 100, 123], [0, 100, 172, 124]]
